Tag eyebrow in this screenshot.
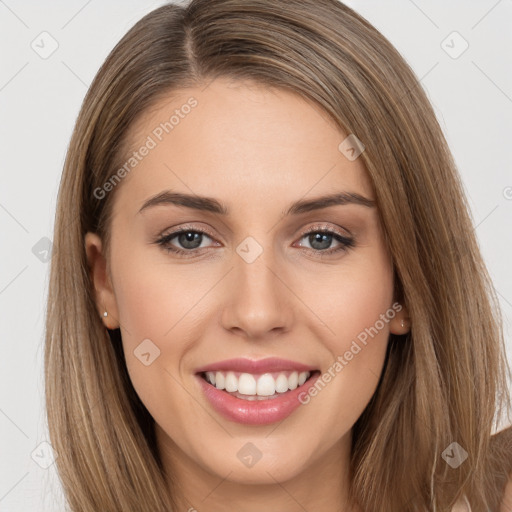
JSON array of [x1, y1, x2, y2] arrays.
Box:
[[138, 190, 375, 216]]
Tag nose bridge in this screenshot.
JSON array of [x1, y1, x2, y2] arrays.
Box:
[[221, 234, 293, 337], [236, 236, 277, 293]]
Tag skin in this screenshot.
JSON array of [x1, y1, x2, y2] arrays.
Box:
[[85, 77, 411, 512], [500, 477, 512, 512]]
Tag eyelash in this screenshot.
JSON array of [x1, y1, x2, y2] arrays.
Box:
[[154, 223, 356, 259]]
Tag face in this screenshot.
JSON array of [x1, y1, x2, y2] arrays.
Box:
[[86, 77, 409, 497]]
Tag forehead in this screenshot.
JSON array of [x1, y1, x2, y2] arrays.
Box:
[[111, 77, 374, 216]]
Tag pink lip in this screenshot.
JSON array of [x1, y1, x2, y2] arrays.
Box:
[[195, 357, 317, 374], [195, 371, 321, 425]]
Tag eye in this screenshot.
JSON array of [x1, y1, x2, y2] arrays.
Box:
[[154, 224, 218, 257], [294, 225, 355, 256], [154, 223, 356, 258]]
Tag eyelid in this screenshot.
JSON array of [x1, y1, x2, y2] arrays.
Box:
[[159, 222, 219, 241], [298, 222, 352, 238]]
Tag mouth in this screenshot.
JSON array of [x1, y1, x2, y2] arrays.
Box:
[[197, 369, 321, 401], [194, 357, 322, 424]]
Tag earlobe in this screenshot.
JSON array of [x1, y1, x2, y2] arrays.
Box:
[[389, 303, 410, 335], [84, 232, 120, 329]]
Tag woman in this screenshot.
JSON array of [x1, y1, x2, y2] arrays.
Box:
[[45, 0, 512, 510]]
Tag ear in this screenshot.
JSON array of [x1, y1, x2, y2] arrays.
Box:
[[84, 232, 120, 330], [389, 302, 410, 335]]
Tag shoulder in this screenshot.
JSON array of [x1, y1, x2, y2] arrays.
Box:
[[451, 427, 512, 511], [450, 497, 471, 511], [492, 425, 512, 512], [492, 426, 512, 511], [500, 473, 512, 512], [450, 477, 512, 512]]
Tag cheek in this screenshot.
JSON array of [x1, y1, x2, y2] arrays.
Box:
[[111, 242, 205, 344], [297, 251, 394, 423], [109, 242, 213, 421], [300, 252, 394, 354]]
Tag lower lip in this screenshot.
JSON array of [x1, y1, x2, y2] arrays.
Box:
[[196, 372, 320, 425]]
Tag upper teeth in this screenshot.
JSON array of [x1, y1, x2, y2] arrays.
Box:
[[204, 371, 311, 396]]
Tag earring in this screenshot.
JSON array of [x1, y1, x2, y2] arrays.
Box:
[[401, 319, 404, 327], [103, 311, 108, 317], [401, 319, 411, 329]]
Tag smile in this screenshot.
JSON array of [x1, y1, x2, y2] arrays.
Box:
[[194, 358, 321, 425], [200, 370, 315, 399]]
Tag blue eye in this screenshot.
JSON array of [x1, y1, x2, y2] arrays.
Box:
[[154, 225, 217, 258], [164, 230, 210, 250], [154, 225, 355, 258], [297, 228, 355, 254]]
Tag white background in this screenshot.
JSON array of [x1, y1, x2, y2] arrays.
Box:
[[1, 1, 511, 510]]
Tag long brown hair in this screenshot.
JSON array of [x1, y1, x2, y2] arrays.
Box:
[[45, 1, 512, 510]]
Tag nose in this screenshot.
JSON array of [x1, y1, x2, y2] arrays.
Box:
[[220, 241, 294, 340]]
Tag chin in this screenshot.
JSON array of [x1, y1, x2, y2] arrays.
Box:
[[201, 442, 311, 485]]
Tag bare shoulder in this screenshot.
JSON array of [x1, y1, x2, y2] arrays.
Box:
[[500, 473, 512, 512], [450, 498, 471, 511], [451, 428, 512, 511], [450, 476, 512, 511], [493, 426, 512, 512]]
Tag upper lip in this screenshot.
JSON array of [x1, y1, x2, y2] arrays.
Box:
[[195, 357, 318, 374]]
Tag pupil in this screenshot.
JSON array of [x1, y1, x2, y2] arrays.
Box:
[[180, 231, 202, 249], [310, 233, 331, 250]]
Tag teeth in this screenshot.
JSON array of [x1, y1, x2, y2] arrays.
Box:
[[238, 373, 257, 395], [288, 371, 298, 390], [204, 370, 311, 396], [215, 371, 225, 390], [225, 371, 237, 392], [256, 374, 275, 396], [275, 374, 289, 393]]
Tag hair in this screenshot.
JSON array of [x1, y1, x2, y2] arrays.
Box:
[[44, 0, 512, 510]]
